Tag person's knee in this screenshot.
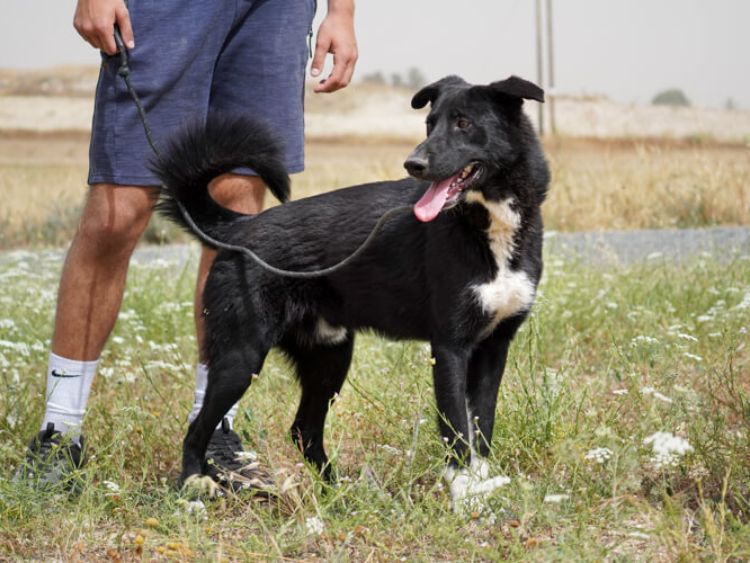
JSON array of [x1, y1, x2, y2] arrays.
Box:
[[209, 174, 266, 214], [76, 184, 156, 255]]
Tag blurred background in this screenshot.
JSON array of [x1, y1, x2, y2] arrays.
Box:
[[0, 0, 748, 247]]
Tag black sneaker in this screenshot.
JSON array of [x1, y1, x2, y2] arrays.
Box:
[[13, 422, 85, 488], [205, 418, 274, 495]]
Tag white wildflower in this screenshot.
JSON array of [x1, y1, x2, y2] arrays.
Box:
[[641, 386, 673, 404], [305, 516, 325, 536], [378, 444, 402, 455], [676, 333, 698, 342], [585, 447, 613, 464], [0, 319, 16, 330], [112, 336, 125, 345], [630, 335, 659, 347], [0, 339, 30, 357], [612, 389, 628, 396], [735, 293, 750, 310], [683, 352, 703, 362], [118, 309, 137, 321], [543, 493, 570, 503], [175, 499, 208, 520], [103, 480, 121, 492], [643, 431, 693, 469], [543, 368, 564, 398], [646, 252, 663, 260]]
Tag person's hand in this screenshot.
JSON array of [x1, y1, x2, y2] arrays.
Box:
[[310, 7, 358, 93], [73, 0, 134, 55]]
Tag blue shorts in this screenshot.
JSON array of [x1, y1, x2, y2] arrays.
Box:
[[88, 0, 316, 186]]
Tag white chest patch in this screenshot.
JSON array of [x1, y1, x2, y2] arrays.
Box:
[[465, 192, 536, 331]]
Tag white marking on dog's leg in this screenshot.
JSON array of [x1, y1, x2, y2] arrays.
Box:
[[465, 398, 476, 458], [315, 318, 348, 345], [444, 460, 510, 514]]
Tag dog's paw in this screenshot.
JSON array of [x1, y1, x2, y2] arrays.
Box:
[[444, 459, 510, 515], [182, 474, 223, 499]]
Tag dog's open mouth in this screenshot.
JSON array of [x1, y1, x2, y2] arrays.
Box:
[[413, 162, 483, 222]]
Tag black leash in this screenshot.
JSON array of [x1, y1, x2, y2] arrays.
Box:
[[113, 27, 411, 279]]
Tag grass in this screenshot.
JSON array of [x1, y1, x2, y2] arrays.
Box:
[[1, 246, 749, 560], [1, 133, 749, 249]]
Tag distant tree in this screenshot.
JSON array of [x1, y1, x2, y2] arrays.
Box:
[[651, 89, 691, 107], [391, 72, 404, 88], [725, 97, 737, 111], [406, 67, 427, 89], [362, 71, 386, 85]]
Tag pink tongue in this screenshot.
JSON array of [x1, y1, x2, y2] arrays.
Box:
[[413, 174, 459, 222]]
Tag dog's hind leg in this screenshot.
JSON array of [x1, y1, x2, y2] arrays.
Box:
[[180, 260, 273, 486], [180, 341, 268, 486], [281, 332, 354, 481]]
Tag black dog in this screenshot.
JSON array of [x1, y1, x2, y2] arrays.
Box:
[[154, 75, 549, 507]]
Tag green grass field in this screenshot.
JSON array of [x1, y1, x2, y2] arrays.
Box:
[[1, 246, 749, 560]]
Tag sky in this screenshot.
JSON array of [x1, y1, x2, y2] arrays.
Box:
[[1, 0, 748, 108]]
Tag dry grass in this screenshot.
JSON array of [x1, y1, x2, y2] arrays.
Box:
[[1, 132, 749, 249], [545, 137, 750, 231]]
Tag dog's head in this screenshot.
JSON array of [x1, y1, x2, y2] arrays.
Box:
[[404, 75, 544, 222]]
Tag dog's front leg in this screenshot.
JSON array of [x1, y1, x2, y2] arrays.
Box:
[[431, 344, 472, 465], [433, 332, 516, 513], [466, 317, 524, 457]]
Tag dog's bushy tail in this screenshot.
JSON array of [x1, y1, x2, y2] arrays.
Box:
[[152, 114, 290, 244]]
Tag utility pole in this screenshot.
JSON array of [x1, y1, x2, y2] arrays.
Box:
[[534, 0, 545, 135], [546, 0, 556, 134]]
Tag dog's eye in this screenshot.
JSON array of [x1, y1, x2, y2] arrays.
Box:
[[456, 117, 472, 130]]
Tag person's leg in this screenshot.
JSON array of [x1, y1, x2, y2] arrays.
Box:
[[52, 185, 156, 360], [18, 0, 246, 485], [42, 184, 156, 439], [84, 0, 239, 429]]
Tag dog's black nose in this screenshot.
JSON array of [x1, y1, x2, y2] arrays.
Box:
[[404, 157, 428, 178]]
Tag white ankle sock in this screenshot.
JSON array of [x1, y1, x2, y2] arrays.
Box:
[[41, 352, 99, 442], [188, 362, 238, 430]]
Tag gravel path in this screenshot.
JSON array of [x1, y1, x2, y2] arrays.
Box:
[[544, 226, 750, 265], [3, 226, 749, 268]]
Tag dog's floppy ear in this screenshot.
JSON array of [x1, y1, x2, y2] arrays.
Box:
[[411, 75, 467, 109], [487, 76, 545, 104]]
